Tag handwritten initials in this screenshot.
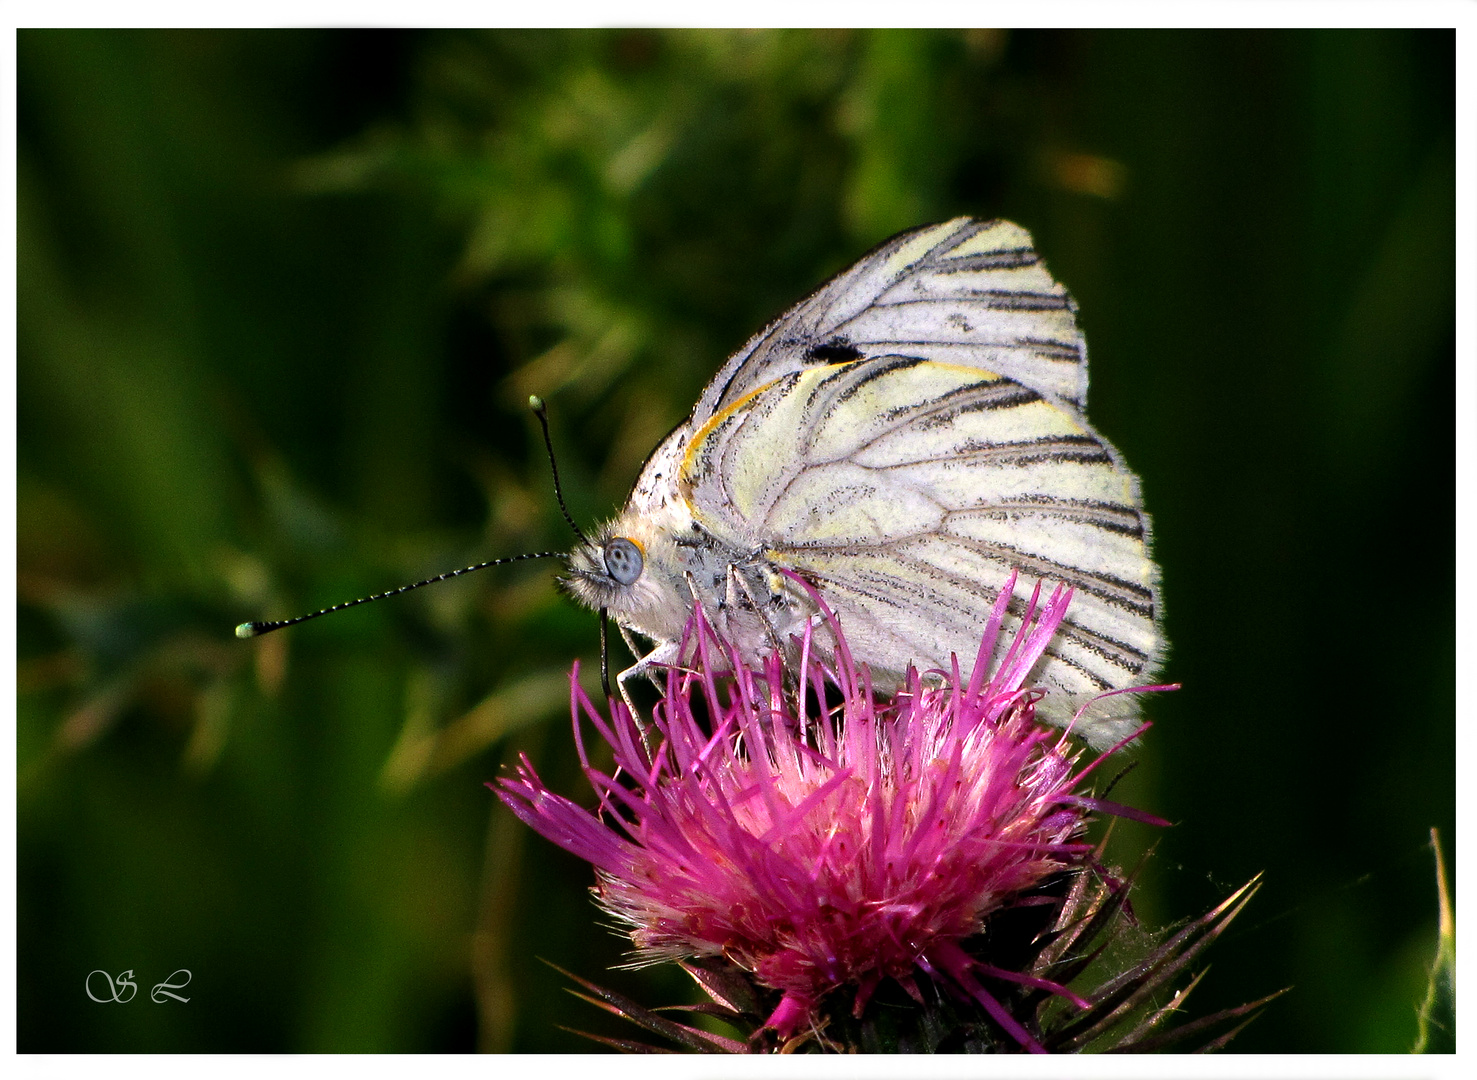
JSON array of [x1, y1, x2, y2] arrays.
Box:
[[85, 969, 191, 1003]]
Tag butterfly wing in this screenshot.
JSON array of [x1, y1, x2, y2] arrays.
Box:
[[694, 218, 1091, 422], [676, 220, 1160, 747]]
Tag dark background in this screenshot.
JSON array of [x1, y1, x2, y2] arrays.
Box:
[[16, 29, 1455, 1052]]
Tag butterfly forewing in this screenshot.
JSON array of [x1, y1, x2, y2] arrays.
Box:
[[695, 218, 1090, 422]]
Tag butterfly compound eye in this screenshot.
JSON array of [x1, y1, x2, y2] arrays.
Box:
[[603, 538, 644, 585]]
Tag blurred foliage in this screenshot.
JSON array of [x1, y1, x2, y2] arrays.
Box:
[[16, 28, 1454, 1053]]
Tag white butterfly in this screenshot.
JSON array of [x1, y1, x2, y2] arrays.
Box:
[[563, 218, 1163, 749]]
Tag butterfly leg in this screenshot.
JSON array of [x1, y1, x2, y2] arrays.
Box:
[[728, 564, 788, 660], [617, 625, 660, 687], [615, 637, 683, 738], [679, 569, 739, 644]]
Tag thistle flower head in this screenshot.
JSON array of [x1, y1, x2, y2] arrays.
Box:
[[496, 577, 1167, 1049]]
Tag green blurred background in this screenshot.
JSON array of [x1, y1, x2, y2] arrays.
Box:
[[16, 29, 1455, 1053]]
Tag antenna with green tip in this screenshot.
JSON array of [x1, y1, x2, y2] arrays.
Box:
[[529, 395, 588, 545]]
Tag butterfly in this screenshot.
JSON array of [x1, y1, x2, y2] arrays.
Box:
[[562, 217, 1163, 749]]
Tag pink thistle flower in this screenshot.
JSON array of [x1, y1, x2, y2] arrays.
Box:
[[495, 576, 1167, 1052]]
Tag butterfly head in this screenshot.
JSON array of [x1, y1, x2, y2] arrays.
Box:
[[564, 530, 640, 603], [561, 506, 699, 644]]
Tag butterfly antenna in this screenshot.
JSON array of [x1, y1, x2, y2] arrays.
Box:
[[599, 609, 612, 701], [234, 551, 561, 639], [532, 399, 617, 702], [529, 395, 589, 545]]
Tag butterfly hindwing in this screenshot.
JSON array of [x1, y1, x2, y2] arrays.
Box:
[[680, 355, 1160, 742]]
